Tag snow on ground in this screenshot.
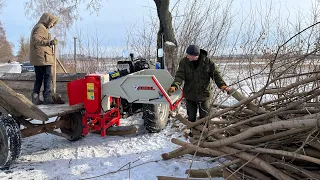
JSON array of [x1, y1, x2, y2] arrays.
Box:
[[0, 107, 223, 180], [0, 62, 22, 73]]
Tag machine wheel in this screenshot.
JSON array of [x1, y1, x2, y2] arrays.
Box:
[[142, 104, 169, 133], [0, 113, 21, 168], [60, 112, 83, 141]]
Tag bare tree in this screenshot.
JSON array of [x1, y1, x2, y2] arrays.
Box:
[[153, 0, 178, 74], [0, 22, 13, 63], [172, 0, 234, 58], [16, 36, 30, 62], [0, 0, 5, 14], [125, 10, 158, 60]]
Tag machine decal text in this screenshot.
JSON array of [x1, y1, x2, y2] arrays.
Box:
[[133, 85, 155, 91]]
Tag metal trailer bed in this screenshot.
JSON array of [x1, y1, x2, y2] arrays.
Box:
[[0, 80, 84, 167]]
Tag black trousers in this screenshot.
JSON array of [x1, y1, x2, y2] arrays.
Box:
[[33, 65, 52, 94], [186, 99, 210, 122]]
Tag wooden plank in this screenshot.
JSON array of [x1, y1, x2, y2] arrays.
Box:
[[0, 80, 48, 121], [0, 73, 86, 81], [37, 104, 84, 118], [92, 125, 137, 136], [0, 73, 86, 102]]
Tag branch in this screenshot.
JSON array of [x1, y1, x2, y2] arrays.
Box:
[[219, 146, 294, 180], [81, 159, 159, 180], [241, 127, 311, 144], [232, 143, 320, 165], [202, 117, 320, 148]]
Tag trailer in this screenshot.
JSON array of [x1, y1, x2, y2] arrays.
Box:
[[0, 69, 183, 168]]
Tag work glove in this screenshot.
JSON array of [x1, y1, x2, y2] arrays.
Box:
[[50, 39, 58, 46], [221, 85, 231, 94], [167, 86, 176, 96]]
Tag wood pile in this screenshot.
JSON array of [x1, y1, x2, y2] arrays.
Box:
[[159, 72, 320, 180]]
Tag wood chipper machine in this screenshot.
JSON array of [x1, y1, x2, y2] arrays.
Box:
[[0, 57, 183, 168], [67, 69, 183, 137]]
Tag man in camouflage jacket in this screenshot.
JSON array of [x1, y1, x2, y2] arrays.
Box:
[[168, 45, 230, 122]]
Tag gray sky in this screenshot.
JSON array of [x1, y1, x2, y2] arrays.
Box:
[[0, 0, 317, 56]]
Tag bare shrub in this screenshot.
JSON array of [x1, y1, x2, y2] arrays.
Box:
[[0, 21, 14, 63]]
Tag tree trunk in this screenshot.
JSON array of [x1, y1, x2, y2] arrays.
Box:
[[154, 0, 178, 75]]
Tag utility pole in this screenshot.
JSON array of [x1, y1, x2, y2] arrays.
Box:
[[160, 33, 165, 69], [74, 37, 77, 72]]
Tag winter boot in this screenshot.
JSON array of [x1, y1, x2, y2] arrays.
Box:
[[43, 92, 54, 105], [31, 92, 43, 105]]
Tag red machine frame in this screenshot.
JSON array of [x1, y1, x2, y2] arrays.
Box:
[[67, 74, 121, 137], [82, 97, 120, 137], [151, 76, 184, 111]]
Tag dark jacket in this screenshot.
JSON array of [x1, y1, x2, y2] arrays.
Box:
[[29, 13, 58, 66], [171, 49, 226, 102]]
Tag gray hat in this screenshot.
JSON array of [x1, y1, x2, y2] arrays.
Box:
[[186, 45, 200, 56]]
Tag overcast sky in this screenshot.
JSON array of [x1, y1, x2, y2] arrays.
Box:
[[0, 0, 317, 56]]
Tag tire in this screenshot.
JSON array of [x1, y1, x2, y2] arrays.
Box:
[[60, 112, 83, 141], [142, 104, 169, 133], [0, 113, 21, 168]]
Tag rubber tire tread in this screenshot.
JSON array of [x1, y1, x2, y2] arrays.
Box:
[[0, 114, 21, 168], [60, 112, 83, 141], [142, 104, 169, 133]]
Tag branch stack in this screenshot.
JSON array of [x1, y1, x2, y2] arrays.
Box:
[[161, 73, 320, 180]]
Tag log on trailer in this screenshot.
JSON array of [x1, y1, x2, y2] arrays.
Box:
[[0, 73, 86, 102]]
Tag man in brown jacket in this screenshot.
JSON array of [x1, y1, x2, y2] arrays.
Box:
[[29, 12, 59, 105]]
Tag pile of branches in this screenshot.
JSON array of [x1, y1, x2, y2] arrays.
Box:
[[159, 52, 320, 179], [159, 73, 320, 180]]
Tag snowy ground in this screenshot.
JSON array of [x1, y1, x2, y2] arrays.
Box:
[[0, 106, 223, 180], [0, 62, 22, 73]]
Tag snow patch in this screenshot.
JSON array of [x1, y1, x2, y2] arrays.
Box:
[[165, 41, 176, 47], [0, 63, 22, 73]]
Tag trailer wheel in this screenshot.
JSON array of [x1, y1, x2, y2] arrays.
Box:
[[142, 104, 169, 133], [60, 112, 83, 141], [0, 114, 21, 168]]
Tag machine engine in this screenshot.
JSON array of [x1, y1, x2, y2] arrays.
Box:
[[114, 53, 151, 115], [116, 53, 150, 76]]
